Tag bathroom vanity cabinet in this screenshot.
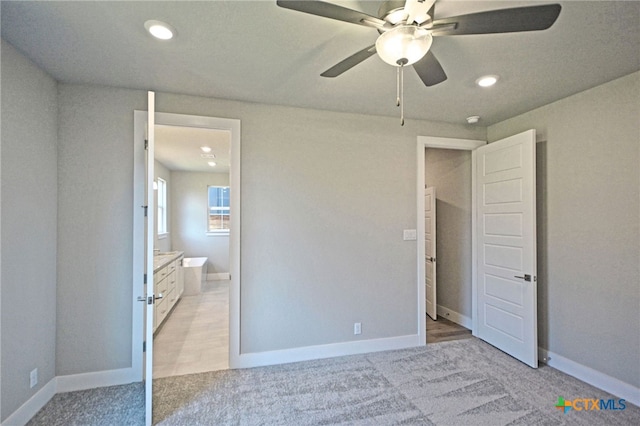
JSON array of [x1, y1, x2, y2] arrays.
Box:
[[153, 253, 184, 333]]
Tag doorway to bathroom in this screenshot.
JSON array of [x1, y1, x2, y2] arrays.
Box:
[[152, 123, 232, 378], [132, 110, 241, 386]]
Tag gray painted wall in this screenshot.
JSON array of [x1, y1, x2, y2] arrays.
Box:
[[171, 171, 230, 274], [1, 41, 58, 420], [424, 149, 472, 320], [154, 160, 172, 253], [488, 71, 640, 388], [56, 84, 146, 375], [53, 82, 484, 376]]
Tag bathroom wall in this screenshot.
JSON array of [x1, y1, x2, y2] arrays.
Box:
[[154, 160, 172, 252], [170, 171, 230, 275]]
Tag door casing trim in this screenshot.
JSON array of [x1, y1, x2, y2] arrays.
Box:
[[416, 136, 485, 340]]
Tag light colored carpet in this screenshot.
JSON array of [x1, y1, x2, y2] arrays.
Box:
[[28, 338, 640, 425], [26, 381, 144, 425]]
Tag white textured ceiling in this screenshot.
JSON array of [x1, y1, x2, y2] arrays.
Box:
[[2, 0, 639, 128]]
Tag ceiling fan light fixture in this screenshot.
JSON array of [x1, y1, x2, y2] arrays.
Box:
[[375, 25, 433, 67]]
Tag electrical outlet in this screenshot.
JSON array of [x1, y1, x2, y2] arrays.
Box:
[[403, 229, 417, 241], [354, 322, 362, 335], [30, 368, 38, 388]]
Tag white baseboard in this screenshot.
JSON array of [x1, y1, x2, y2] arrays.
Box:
[[232, 334, 422, 369], [207, 272, 230, 281], [3, 368, 140, 425], [2, 377, 56, 426], [56, 367, 138, 393], [539, 348, 640, 407], [436, 305, 472, 329]]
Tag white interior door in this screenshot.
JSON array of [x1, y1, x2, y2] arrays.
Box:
[[475, 129, 537, 368], [144, 91, 156, 425], [425, 186, 437, 320]]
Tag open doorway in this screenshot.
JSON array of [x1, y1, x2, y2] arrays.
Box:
[[417, 137, 484, 343], [418, 132, 540, 368], [152, 124, 231, 378], [132, 110, 241, 388]]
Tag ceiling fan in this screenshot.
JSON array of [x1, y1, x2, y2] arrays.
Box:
[[276, 0, 561, 124]]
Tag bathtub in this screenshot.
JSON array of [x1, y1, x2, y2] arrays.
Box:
[[182, 257, 208, 295]]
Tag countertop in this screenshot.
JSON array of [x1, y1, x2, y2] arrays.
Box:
[[153, 251, 184, 273]]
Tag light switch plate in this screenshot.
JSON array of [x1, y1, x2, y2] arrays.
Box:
[[403, 229, 417, 241]]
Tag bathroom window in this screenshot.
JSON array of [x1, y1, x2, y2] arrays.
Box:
[[208, 186, 230, 234], [157, 177, 168, 237]]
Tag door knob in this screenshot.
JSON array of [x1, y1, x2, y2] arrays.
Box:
[[137, 294, 162, 304], [514, 274, 533, 282]]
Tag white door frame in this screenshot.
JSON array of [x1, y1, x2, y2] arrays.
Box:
[[416, 136, 485, 340], [132, 111, 241, 380]]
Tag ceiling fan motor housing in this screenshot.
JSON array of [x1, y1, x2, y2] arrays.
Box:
[[378, 0, 433, 26]]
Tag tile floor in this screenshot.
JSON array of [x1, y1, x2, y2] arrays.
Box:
[[153, 280, 229, 378]]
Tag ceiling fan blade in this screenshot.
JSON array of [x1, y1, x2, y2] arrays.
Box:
[[321, 45, 377, 78], [413, 50, 447, 87], [427, 2, 436, 22], [431, 4, 561, 36], [276, 1, 386, 29]]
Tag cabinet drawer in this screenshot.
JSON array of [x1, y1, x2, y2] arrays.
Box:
[[167, 270, 176, 292], [168, 285, 179, 305], [155, 266, 169, 284], [156, 291, 170, 326], [157, 275, 169, 295]]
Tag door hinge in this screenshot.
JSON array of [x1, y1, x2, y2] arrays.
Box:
[[143, 341, 146, 353], [144, 139, 148, 150], [142, 205, 148, 217], [143, 273, 147, 284]]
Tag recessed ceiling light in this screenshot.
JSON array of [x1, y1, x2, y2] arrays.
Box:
[[466, 115, 480, 124], [476, 75, 498, 87], [208, 161, 217, 167], [200, 153, 216, 159], [144, 20, 176, 40], [200, 146, 212, 153]]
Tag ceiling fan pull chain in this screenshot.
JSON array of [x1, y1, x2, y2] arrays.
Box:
[[400, 63, 405, 126], [396, 67, 401, 107], [395, 58, 408, 126]]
